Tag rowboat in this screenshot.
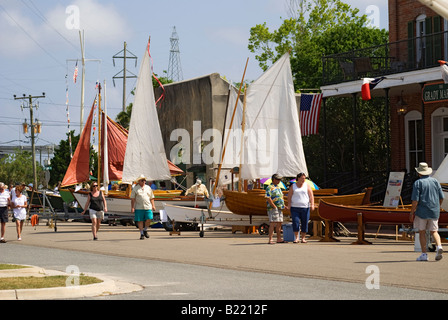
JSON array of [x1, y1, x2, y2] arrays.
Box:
[[223, 188, 371, 220], [318, 199, 448, 224]]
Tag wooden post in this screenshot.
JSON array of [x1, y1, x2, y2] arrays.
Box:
[[320, 219, 339, 242], [169, 220, 181, 236], [351, 212, 372, 245]]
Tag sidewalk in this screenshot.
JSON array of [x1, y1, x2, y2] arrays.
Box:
[[0, 220, 446, 297]]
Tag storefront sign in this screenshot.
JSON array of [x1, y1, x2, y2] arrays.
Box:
[[422, 81, 448, 103]]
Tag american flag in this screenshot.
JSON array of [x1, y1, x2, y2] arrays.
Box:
[[73, 62, 78, 83], [299, 93, 323, 136]]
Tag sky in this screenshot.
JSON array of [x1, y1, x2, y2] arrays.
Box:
[[0, 0, 388, 163]]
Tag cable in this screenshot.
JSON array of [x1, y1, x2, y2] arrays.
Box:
[[0, 3, 65, 68]]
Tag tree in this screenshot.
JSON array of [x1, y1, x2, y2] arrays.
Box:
[[49, 131, 98, 187], [248, 0, 389, 184], [0, 149, 43, 187]]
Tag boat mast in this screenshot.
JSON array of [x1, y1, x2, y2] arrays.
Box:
[[97, 83, 102, 185], [211, 58, 249, 202]]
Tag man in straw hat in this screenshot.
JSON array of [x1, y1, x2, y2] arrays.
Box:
[[410, 162, 444, 261], [131, 175, 156, 240]]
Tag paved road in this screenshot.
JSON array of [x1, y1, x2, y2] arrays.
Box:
[[0, 221, 447, 302]]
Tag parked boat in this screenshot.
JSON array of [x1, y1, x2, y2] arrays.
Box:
[[318, 199, 448, 224], [62, 38, 190, 217], [217, 53, 370, 216], [223, 188, 371, 219]]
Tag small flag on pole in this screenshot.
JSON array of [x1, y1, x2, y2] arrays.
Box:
[[299, 93, 323, 136], [73, 62, 78, 84], [361, 77, 385, 100], [438, 60, 448, 84]]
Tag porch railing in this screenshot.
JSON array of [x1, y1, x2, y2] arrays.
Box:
[[322, 30, 448, 85]]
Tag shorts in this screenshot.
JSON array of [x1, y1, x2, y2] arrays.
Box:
[[290, 207, 310, 232], [0, 207, 8, 223], [413, 215, 438, 232], [134, 209, 153, 222], [89, 209, 104, 220], [267, 208, 283, 223]]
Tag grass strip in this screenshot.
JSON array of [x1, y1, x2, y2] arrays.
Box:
[[0, 275, 102, 290]]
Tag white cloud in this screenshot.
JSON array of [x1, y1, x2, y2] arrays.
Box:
[[0, 0, 130, 59]]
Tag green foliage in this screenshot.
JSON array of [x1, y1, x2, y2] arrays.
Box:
[[49, 131, 98, 187], [248, 0, 390, 182], [0, 149, 43, 186]]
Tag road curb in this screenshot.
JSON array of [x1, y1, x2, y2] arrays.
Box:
[[0, 265, 143, 300]]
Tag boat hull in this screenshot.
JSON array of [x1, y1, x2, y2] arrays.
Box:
[[223, 189, 370, 220], [163, 203, 270, 226], [318, 199, 448, 224], [71, 190, 209, 217]]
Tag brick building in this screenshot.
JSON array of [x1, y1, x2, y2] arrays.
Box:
[[321, 0, 448, 178]]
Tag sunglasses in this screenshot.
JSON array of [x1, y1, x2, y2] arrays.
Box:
[[92, 185, 98, 187]]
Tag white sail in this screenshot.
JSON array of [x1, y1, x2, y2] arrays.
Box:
[[121, 42, 171, 183], [433, 155, 448, 183], [240, 53, 308, 180]]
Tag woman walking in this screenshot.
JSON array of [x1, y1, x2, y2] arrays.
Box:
[[81, 183, 107, 240], [287, 173, 314, 243], [12, 187, 27, 241]]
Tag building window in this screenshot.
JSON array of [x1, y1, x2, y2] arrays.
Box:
[[405, 110, 423, 172], [431, 108, 448, 169]]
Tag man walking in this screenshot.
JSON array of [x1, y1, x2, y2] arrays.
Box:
[[131, 175, 156, 240], [410, 163, 444, 261]]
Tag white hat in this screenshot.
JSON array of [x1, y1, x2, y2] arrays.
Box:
[[196, 179, 202, 185], [415, 162, 432, 176], [136, 174, 146, 182]]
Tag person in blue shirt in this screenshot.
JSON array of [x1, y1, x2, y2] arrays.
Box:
[[410, 162, 444, 261]]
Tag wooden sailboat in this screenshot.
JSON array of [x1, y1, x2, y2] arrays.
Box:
[[61, 39, 197, 216], [220, 53, 370, 216]]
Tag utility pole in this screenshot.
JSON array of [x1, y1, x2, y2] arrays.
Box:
[[113, 41, 137, 112], [67, 30, 101, 133], [13, 93, 45, 191]]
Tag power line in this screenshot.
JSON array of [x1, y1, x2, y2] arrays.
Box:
[[0, 3, 65, 68]]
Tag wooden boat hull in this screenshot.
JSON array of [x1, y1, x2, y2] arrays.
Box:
[[223, 189, 370, 220], [318, 199, 448, 225]]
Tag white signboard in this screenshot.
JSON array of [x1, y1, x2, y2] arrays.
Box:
[[383, 172, 405, 208]]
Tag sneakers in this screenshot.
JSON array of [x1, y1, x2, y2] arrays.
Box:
[[436, 247, 443, 261], [0, 238, 6, 243], [143, 230, 149, 238], [140, 234, 145, 240], [416, 253, 428, 261]]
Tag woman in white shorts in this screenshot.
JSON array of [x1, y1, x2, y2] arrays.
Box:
[[12, 187, 27, 241]]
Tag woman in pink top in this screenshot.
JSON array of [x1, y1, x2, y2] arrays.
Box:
[[286, 173, 314, 243]]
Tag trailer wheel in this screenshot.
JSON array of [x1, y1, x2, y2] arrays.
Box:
[[258, 223, 269, 235]]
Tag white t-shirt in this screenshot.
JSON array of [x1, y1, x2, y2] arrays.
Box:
[[13, 194, 27, 220], [131, 184, 154, 210], [290, 183, 310, 208], [0, 190, 10, 207]]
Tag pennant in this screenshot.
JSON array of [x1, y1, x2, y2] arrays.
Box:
[[361, 77, 385, 100], [299, 93, 323, 136], [438, 60, 448, 84], [73, 62, 78, 84]]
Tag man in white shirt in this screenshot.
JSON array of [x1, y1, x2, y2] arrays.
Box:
[[185, 179, 209, 198], [0, 182, 11, 243], [131, 175, 156, 240]]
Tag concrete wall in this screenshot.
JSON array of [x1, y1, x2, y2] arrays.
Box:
[[155, 73, 231, 189]]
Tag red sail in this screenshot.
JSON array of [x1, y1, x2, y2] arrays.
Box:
[[61, 102, 95, 187]]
